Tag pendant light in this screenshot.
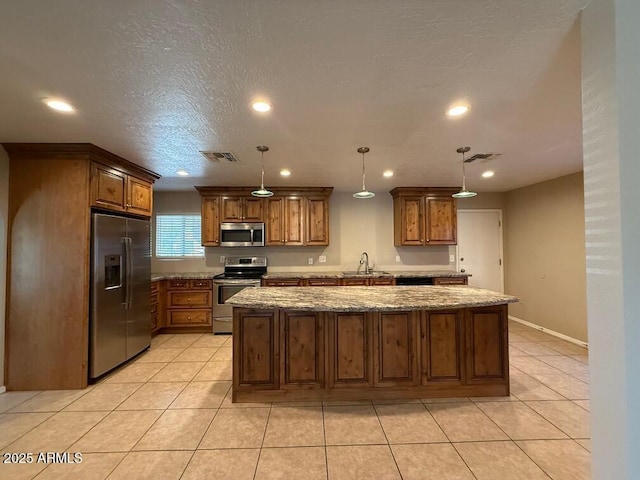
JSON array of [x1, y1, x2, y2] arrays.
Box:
[[353, 147, 375, 199], [452, 146, 477, 198], [251, 145, 274, 198]]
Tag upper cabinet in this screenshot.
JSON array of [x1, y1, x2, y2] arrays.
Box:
[[390, 187, 458, 246], [220, 196, 264, 222], [196, 187, 332, 247], [91, 163, 153, 216]]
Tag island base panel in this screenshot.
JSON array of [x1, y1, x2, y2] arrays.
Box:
[[233, 305, 509, 402]]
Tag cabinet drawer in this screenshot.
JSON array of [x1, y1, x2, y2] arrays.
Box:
[[306, 278, 340, 286], [151, 281, 160, 293], [341, 278, 369, 286], [151, 314, 159, 330], [150, 292, 159, 305], [168, 291, 212, 308], [150, 303, 158, 315], [167, 279, 190, 290], [433, 277, 468, 285], [190, 279, 212, 289], [370, 277, 395, 286], [262, 279, 303, 287], [168, 310, 212, 327]]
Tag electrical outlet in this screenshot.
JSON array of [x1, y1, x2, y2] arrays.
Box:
[[220, 255, 225, 263], [395, 255, 401, 263], [450, 254, 455, 262], [319, 255, 327, 263], [308, 257, 314, 265]]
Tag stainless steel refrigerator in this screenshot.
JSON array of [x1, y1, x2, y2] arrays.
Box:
[[90, 212, 151, 379]]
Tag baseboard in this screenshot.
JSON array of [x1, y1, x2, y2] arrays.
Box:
[[0, 386, 6, 394], [508, 315, 588, 348]]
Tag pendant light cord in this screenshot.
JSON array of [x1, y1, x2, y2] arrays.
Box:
[[260, 151, 265, 189], [361, 151, 366, 191]]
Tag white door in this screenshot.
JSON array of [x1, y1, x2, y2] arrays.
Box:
[[457, 209, 504, 292]]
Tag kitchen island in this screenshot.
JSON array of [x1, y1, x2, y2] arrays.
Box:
[[226, 286, 518, 403]]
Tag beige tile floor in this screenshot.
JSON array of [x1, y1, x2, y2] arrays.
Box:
[[0, 320, 591, 479]]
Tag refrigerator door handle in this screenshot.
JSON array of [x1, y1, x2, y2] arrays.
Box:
[[124, 237, 133, 309]]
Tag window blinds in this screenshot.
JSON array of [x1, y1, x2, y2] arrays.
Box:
[[155, 215, 205, 257]]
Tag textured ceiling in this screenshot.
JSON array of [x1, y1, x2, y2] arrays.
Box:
[[0, 0, 588, 193]]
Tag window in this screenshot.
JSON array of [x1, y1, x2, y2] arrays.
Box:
[[155, 215, 204, 257]]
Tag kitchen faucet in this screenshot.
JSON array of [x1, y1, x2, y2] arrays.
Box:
[[358, 252, 371, 274]]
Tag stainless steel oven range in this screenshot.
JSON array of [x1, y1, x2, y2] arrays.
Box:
[[212, 256, 267, 334]]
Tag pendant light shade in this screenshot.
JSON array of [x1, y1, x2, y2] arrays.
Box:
[[251, 145, 274, 198], [353, 147, 375, 199], [452, 146, 477, 198]]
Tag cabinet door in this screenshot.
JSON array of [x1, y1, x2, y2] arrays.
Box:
[[374, 312, 419, 386], [265, 197, 284, 245], [284, 196, 305, 245], [242, 197, 264, 222], [425, 197, 456, 244], [327, 312, 373, 388], [281, 311, 324, 389], [399, 197, 424, 245], [220, 196, 243, 222], [234, 309, 279, 389], [306, 196, 329, 245], [91, 163, 126, 211], [126, 176, 153, 216], [305, 278, 340, 286], [421, 311, 463, 385], [201, 196, 220, 246], [464, 305, 509, 385], [370, 277, 395, 286]]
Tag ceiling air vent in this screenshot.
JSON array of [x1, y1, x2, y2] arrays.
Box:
[[200, 151, 239, 163], [464, 153, 502, 163]]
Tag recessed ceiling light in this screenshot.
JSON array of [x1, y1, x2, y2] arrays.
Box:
[[44, 99, 74, 113], [446, 104, 470, 117], [176, 170, 189, 176], [482, 170, 495, 178], [383, 170, 394, 178], [252, 101, 272, 113], [280, 169, 291, 177]]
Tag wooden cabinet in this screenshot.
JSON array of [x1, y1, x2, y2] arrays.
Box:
[[91, 162, 153, 217], [369, 277, 395, 286], [150, 280, 165, 332], [220, 196, 264, 222], [233, 309, 280, 391], [434, 277, 468, 285], [306, 196, 330, 246], [166, 279, 213, 328], [280, 311, 324, 390], [2, 143, 159, 390], [465, 305, 509, 385], [341, 277, 369, 286], [327, 312, 374, 388], [374, 311, 420, 386], [305, 278, 340, 286], [390, 187, 458, 246], [421, 310, 464, 385], [266, 196, 305, 246], [262, 278, 303, 287], [201, 196, 220, 246], [196, 187, 332, 247]]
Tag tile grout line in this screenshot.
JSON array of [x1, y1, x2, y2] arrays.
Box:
[[252, 402, 273, 480], [321, 403, 329, 480], [371, 402, 405, 479]]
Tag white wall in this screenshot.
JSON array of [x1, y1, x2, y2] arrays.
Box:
[[582, 0, 640, 477], [0, 147, 9, 389], [152, 191, 462, 273]]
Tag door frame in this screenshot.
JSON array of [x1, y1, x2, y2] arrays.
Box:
[[456, 209, 505, 293]]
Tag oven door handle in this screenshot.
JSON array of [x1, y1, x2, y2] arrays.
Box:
[[250, 228, 254, 245]]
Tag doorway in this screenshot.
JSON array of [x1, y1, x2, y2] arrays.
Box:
[[457, 209, 504, 292]]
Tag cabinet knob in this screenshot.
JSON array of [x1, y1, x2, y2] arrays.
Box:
[[421, 238, 424, 242]]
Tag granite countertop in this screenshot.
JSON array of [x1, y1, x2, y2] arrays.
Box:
[[151, 270, 470, 282], [261, 270, 470, 279], [226, 285, 518, 312], [151, 272, 220, 281]]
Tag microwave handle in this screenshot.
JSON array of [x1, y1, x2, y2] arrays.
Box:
[[250, 228, 254, 245]]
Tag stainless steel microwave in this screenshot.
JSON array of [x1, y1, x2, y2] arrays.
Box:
[[219, 222, 265, 247]]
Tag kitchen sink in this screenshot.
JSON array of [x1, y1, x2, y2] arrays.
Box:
[[342, 271, 390, 276]]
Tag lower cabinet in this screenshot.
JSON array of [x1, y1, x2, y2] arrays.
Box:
[[165, 279, 213, 329], [150, 280, 165, 332], [433, 277, 468, 285], [232, 304, 509, 402]]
